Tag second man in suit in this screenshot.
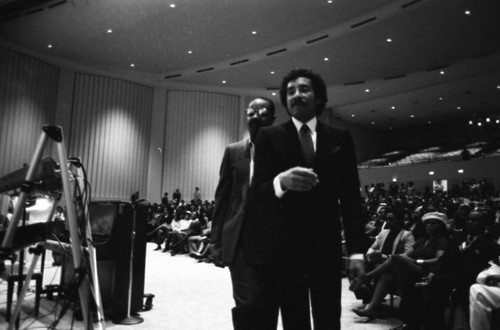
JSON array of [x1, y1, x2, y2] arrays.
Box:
[[211, 97, 278, 330]]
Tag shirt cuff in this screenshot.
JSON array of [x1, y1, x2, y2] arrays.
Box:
[[349, 253, 364, 261], [273, 174, 286, 198]]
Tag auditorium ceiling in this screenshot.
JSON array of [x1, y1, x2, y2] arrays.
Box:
[[1, 0, 499, 130]]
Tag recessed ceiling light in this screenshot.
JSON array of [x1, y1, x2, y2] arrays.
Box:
[[486, 118, 491, 122], [391, 106, 395, 110], [222, 80, 227, 84], [496, 119, 500, 124], [270, 71, 275, 75], [389, 127, 393, 130], [428, 121, 432, 124], [464, 9, 471, 15], [439, 70, 445, 75], [371, 122, 375, 125], [188, 50, 192, 54], [324, 57, 329, 61], [272, 92, 276, 96], [130, 64, 135, 67], [170, 4, 176, 8], [327, 0, 333, 3], [469, 120, 473, 125], [107, 29, 112, 33], [386, 38, 392, 43], [457, 106, 461, 110], [351, 114, 355, 117], [458, 169, 464, 174], [47, 44, 52, 48], [477, 122, 482, 126], [439, 97, 443, 100], [252, 31, 257, 35], [365, 89, 370, 93], [429, 171, 435, 175], [410, 115, 414, 118], [497, 85, 500, 89]]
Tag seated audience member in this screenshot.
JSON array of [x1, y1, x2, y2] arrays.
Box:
[[354, 207, 415, 302], [188, 217, 211, 259], [469, 259, 500, 330], [398, 209, 500, 330], [351, 212, 449, 322]]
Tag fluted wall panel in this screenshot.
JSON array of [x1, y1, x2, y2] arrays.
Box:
[[69, 73, 153, 200], [0, 47, 59, 176], [163, 91, 241, 201]]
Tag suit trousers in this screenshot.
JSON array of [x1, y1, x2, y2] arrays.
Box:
[[229, 245, 279, 330], [271, 258, 342, 330]]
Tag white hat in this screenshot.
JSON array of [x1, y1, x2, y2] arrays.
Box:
[[421, 212, 448, 226]]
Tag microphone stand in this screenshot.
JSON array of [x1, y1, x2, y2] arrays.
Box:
[[113, 199, 144, 325]]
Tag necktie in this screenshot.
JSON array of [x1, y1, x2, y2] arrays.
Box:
[[299, 124, 315, 167]]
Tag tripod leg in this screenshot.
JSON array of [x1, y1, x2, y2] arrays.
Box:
[[8, 245, 44, 330]]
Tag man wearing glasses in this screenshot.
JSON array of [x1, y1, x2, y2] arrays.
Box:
[[211, 97, 278, 330]]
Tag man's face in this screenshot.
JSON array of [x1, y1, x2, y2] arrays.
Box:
[[286, 77, 318, 123], [246, 98, 274, 141]]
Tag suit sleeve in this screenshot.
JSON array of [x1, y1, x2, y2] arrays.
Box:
[[210, 147, 232, 251], [338, 131, 367, 255]]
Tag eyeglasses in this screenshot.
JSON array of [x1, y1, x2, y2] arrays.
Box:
[[246, 107, 271, 117]]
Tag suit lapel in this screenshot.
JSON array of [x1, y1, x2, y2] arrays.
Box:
[[235, 139, 251, 184]]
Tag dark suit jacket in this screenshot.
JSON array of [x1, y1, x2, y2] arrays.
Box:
[[211, 139, 252, 266], [244, 119, 366, 267]]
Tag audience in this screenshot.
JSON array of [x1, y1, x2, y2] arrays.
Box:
[[145, 179, 500, 329]]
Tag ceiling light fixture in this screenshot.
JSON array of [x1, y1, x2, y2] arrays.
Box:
[[496, 119, 500, 124], [324, 57, 329, 61], [327, 0, 333, 3], [386, 38, 392, 43], [188, 50, 192, 54], [469, 120, 473, 125], [270, 71, 275, 75], [47, 44, 52, 48], [429, 171, 435, 175], [428, 121, 432, 124], [107, 29, 112, 33], [252, 31, 257, 35], [486, 118, 491, 122], [351, 114, 355, 117], [439, 70, 445, 75], [439, 97, 443, 100], [410, 115, 414, 118], [457, 106, 461, 110], [458, 169, 464, 174], [130, 64, 135, 67], [170, 4, 176, 8], [371, 122, 375, 125], [464, 9, 471, 15], [391, 106, 395, 110], [222, 80, 227, 84], [272, 92, 276, 96], [365, 89, 370, 93]]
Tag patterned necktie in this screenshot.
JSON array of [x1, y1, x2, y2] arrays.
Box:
[[299, 124, 315, 167]]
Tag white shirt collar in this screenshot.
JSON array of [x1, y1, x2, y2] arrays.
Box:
[[291, 116, 317, 134]]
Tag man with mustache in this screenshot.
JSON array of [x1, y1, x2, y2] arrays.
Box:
[[245, 68, 366, 330], [211, 97, 278, 330]]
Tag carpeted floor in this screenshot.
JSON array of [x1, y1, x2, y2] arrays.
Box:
[[1, 243, 402, 329]]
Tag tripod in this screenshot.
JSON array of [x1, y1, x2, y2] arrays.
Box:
[[0, 126, 105, 330]]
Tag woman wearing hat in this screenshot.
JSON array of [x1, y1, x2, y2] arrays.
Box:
[[350, 211, 450, 322]]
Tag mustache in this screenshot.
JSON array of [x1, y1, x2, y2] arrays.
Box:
[[291, 98, 306, 107]]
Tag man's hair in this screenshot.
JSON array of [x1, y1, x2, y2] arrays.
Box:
[[252, 96, 276, 115], [279, 68, 328, 115]]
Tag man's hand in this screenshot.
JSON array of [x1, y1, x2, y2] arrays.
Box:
[[212, 248, 225, 268], [278, 167, 319, 192], [348, 258, 365, 281]]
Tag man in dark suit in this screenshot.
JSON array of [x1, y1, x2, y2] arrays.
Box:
[[211, 97, 277, 330], [246, 68, 366, 330]]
